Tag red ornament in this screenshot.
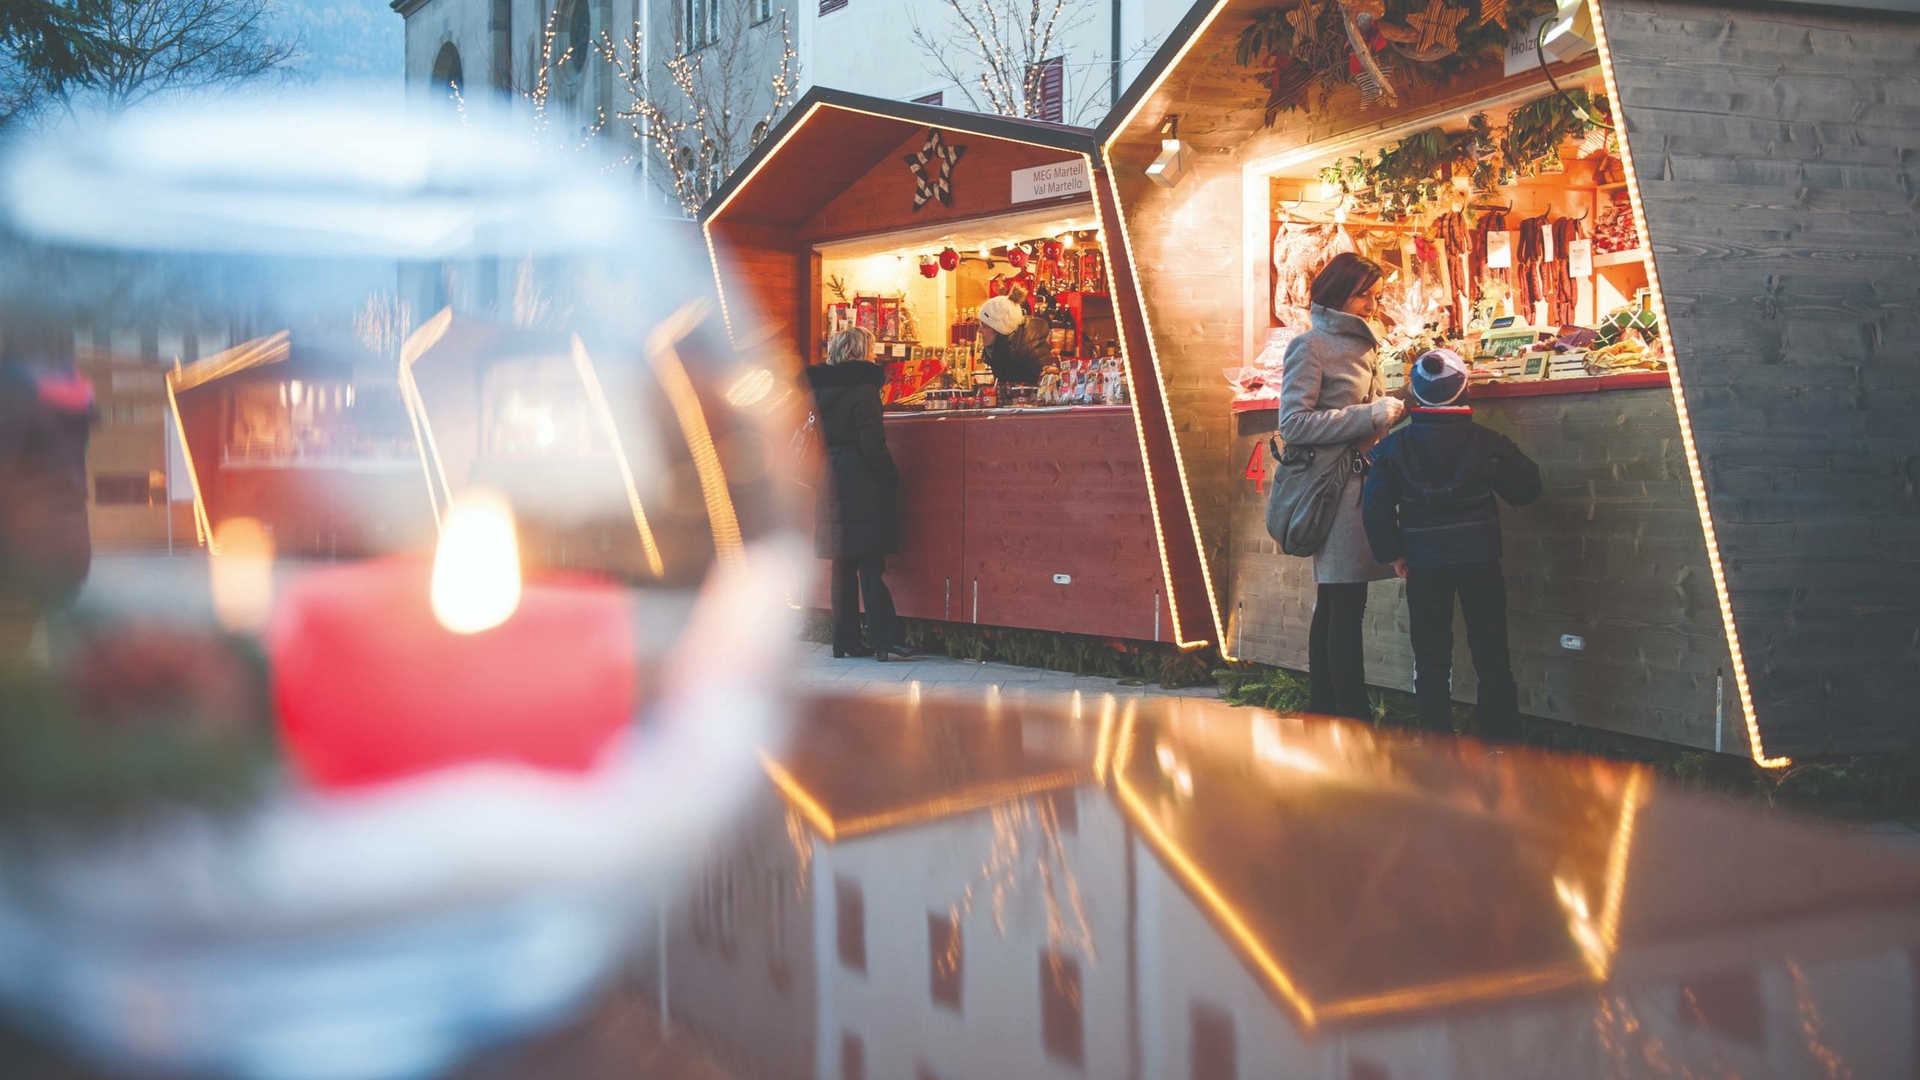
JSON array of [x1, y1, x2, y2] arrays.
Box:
[[1007, 246, 1030, 270], [919, 256, 939, 278], [988, 275, 1007, 297], [938, 247, 959, 271], [269, 557, 636, 790], [1042, 240, 1064, 261]]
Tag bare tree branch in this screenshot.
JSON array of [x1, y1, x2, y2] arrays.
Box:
[[909, 0, 1156, 125], [517, 2, 799, 216], [1, 0, 298, 127]]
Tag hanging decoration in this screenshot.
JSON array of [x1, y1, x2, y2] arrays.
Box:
[[1236, 0, 1555, 124], [1340, 6, 1398, 107], [1502, 88, 1602, 177], [1394, 0, 1469, 60], [1316, 89, 1597, 219], [904, 129, 966, 211], [919, 256, 940, 278], [1007, 245, 1030, 270], [938, 247, 959, 271]]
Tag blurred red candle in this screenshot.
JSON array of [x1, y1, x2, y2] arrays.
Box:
[[268, 493, 635, 790]]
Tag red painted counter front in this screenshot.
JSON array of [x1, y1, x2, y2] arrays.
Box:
[[810, 407, 1170, 643]]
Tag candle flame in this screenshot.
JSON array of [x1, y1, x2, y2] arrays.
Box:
[[431, 490, 522, 634], [210, 517, 274, 631]]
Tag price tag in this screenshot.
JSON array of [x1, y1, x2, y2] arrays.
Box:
[[1487, 231, 1513, 269], [1542, 226, 1556, 262], [1568, 238, 1593, 277]]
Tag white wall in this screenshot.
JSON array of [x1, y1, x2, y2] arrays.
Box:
[[812, 785, 1131, 1080], [800, 0, 1188, 124]]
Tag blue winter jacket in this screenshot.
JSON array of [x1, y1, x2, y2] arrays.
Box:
[[1361, 407, 1542, 569]]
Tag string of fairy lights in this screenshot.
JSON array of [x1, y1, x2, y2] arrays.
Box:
[[448, 3, 801, 214]]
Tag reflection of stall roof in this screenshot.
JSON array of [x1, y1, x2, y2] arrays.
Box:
[[698, 86, 1096, 230], [1110, 706, 1640, 1027], [761, 692, 1101, 842], [1105, 702, 1920, 1030]]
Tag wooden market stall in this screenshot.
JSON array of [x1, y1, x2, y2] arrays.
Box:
[[1096, 0, 1919, 758], [169, 334, 432, 557], [701, 88, 1211, 643]]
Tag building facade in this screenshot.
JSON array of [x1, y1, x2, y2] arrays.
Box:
[[391, 0, 1190, 213]]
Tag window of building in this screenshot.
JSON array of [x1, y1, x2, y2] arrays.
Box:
[[564, 0, 591, 71], [836, 877, 866, 973], [1026, 56, 1064, 123], [1349, 1061, 1391, 1080], [94, 473, 155, 507], [768, 871, 792, 991], [752, 0, 773, 24], [912, 91, 944, 106], [683, 0, 719, 49], [820, 0, 847, 14], [1190, 1002, 1236, 1080], [1039, 950, 1084, 1068], [430, 42, 464, 106], [928, 911, 963, 1012], [1049, 790, 1078, 835], [1677, 968, 1765, 1047], [840, 1032, 865, 1080]]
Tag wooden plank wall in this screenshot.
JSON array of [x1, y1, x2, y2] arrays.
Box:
[[797, 129, 1087, 243], [1601, 0, 1920, 756], [707, 220, 806, 367], [1231, 390, 1733, 748]]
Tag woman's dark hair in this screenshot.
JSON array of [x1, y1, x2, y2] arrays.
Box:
[[1308, 252, 1384, 311]]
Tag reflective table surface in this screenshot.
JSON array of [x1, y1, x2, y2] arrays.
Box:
[[11, 686, 1920, 1080]]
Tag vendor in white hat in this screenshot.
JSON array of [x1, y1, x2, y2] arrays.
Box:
[[975, 285, 1051, 387]]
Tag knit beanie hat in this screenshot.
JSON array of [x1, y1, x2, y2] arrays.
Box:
[[977, 295, 1026, 336], [1409, 347, 1469, 407]]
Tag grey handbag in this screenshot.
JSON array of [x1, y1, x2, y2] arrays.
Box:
[[1264, 435, 1365, 556]]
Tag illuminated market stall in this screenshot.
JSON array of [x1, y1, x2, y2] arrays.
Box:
[[702, 89, 1196, 642], [1097, 0, 1920, 757], [169, 333, 431, 556]]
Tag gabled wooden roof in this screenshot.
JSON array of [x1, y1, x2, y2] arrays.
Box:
[[700, 86, 1097, 229]]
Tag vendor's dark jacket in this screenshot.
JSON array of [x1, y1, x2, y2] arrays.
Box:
[[1361, 407, 1541, 569], [0, 365, 95, 608], [805, 360, 899, 560], [981, 317, 1050, 386]]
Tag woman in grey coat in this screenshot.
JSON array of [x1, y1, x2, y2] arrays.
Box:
[[1278, 253, 1405, 719]]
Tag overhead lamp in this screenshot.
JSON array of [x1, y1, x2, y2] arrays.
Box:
[[1539, 0, 1596, 63], [979, 242, 995, 260], [1145, 115, 1190, 190], [1058, 231, 1075, 248]]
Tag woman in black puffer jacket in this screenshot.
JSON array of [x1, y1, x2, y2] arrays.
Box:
[[804, 327, 909, 660]]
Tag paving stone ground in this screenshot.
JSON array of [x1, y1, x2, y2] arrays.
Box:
[[791, 641, 1222, 702]]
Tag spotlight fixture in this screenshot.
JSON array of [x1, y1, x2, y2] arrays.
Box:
[[1145, 115, 1190, 189]]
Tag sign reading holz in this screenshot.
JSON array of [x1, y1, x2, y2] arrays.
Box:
[[1011, 160, 1090, 204]]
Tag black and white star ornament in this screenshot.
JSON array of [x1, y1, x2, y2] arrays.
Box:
[[904, 129, 966, 211]]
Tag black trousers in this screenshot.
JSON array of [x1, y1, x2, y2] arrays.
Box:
[[830, 556, 899, 654], [1308, 582, 1371, 720], [1405, 560, 1519, 737]]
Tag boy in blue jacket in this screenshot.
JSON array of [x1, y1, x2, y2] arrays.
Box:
[[1362, 349, 1541, 738]]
